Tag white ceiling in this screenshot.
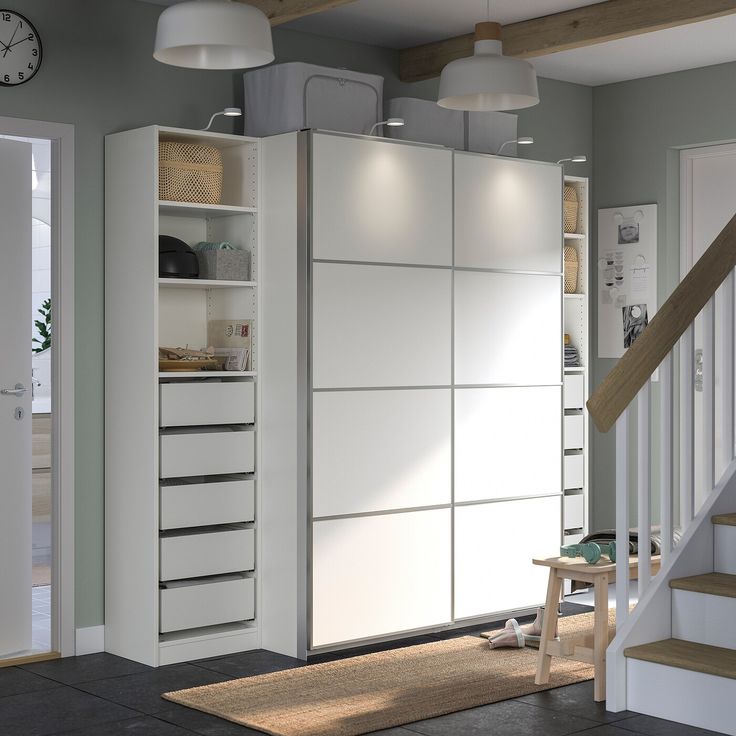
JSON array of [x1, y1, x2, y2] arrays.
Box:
[[141, 0, 736, 86]]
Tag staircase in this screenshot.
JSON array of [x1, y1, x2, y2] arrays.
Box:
[[587, 212, 736, 734]]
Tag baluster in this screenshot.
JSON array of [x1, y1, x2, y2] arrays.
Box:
[[680, 325, 695, 530], [616, 408, 630, 626], [660, 353, 673, 562], [721, 271, 735, 473], [637, 383, 651, 597], [704, 298, 716, 494]]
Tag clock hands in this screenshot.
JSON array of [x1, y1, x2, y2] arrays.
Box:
[[2, 20, 20, 58]]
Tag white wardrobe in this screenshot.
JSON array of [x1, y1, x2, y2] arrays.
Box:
[[260, 131, 563, 657]]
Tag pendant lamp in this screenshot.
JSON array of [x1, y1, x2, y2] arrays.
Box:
[[437, 22, 539, 111], [154, 0, 274, 70]]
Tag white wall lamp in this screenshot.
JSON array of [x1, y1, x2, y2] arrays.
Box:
[[437, 6, 539, 112], [201, 107, 243, 131], [369, 118, 405, 136], [154, 0, 274, 70], [496, 136, 534, 155], [557, 155, 588, 164]]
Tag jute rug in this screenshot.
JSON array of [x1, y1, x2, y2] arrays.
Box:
[[163, 611, 605, 736]]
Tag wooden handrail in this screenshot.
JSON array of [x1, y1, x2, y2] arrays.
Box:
[[588, 211, 736, 433]]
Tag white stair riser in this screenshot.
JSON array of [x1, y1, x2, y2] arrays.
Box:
[[627, 659, 736, 736], [672, 589, 736, 649], [715, 524, 736, 574]]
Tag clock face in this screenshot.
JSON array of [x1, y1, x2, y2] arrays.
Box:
[[0, 10, 41, 87]]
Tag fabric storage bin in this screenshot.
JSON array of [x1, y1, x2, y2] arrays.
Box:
[[386, 97, 517, 154], [564, 494, 585, 530], [160, 526, 254, 581], [159, 381, 254, 427], [564, 454, 585, 490], [564, 414, 585, 450], [196, 249, 250, 281], [564, 374, 585, 410], [159, 428, 254, 478], [244, 62, 383, 137], [160, 478, 254, 530], [160, 576, 254, 633]]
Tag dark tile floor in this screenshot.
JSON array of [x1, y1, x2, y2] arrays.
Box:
[[0, 605, 720, 736]]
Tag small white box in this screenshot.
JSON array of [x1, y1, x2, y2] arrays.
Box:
[[159, 381, 254, 427], [564, 454, 584, 490], [160, 527, 254, 581], [564, 414, 585, 450], [160, 479, 254, 530], [159, 429, 254, 478], [564, 494, 585, 530], [160, 576, 254, 633], [564, 374, 585, 410]]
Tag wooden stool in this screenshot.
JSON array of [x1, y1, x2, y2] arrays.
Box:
[[532, 555, 660, 702]]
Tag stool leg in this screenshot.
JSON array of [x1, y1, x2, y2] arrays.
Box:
[[535, 568, 562, 685], [593, 573, 609, 702]]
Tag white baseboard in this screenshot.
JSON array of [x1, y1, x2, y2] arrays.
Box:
[[75, 626, 105, 655]]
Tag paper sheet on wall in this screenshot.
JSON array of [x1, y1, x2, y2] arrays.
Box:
[[597, 204, 657, 359]]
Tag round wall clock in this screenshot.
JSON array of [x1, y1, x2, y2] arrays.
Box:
[[0, 9, 42, 87]]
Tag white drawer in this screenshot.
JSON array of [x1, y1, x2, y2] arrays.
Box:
[[159, 429, 254, 478], [160, 381, 254, 427], [563, 493, 585, 530], [160, 527, 254, 581], [564, 414, 585, 450], [564, 454, 584, 490], [564, 374, 585, 410], [563, 532, 584, 546], [160, 576, 254, 633], [160, 479, 254, 530]]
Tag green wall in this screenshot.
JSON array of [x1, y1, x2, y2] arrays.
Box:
[[592, 61, 736, 529], [0, 0, 593, 630]]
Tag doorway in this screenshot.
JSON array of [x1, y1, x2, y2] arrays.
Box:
[[0, 117, 74, 663]]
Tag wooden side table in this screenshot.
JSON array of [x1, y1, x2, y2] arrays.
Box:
[[532, 555, 660, 702]]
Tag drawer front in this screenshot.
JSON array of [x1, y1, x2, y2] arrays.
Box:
[[160, 577, 254, 633], [564, 454, 584, 490], [564, 532, 584, 546], [160, 480, 254, 530], [160, 528, 254, 581], [159, 430, 254, 478], [160, 381, 254, 427], [563, 493, 585, 530], [564, 414, 585, 450], [563, 375, 585, 410]]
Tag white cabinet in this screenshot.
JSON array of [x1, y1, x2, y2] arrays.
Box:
[[312, 389, 451, 517], [311, 509, 452, 647], [564, 494, 585, 530], [564, 374, 585, 409], [160, 381, 254, 427], [312, 134, 453, 266], [159, 430, 254, 478], [312, 263, 452, 388], [454, 496, 561, 619], [455, 386, 561, 502], [564, 454, 584, 490], [564, 414, 585, 450], [454, 270, 562, 386], [454, 152, 562, 272], [160, 479, 254, 530]]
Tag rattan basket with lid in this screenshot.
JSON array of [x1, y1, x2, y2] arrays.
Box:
[[159, 141, 223, 205], [563, 184, 579, 234], [564, 245, 579, 294]]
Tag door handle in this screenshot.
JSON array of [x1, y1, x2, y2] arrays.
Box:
[[1, 383, 28, 397]]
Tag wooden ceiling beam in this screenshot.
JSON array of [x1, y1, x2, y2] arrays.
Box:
[[239, 0, 357, 26], [399, 0, 736, 83]]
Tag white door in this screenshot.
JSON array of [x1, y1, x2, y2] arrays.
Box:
[[0, 139, 32, 657], [681, 144, 736, 509]]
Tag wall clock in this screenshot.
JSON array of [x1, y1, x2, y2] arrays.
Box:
[[0, 9, 41, 87]]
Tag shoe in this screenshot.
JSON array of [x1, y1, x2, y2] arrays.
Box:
[[488, 618, 525, 649], [520, 606, 559, 645]]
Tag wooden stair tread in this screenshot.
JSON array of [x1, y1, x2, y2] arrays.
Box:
[[625, 639, 736, 679], [670, 572, 736, 598], [712, 513, 736, 526]]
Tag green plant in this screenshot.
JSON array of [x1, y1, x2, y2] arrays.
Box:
[[32, 298, 51, 353]]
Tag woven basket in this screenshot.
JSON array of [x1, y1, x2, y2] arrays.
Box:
[[563, 184, 579, 234], [159, 141, 223, 205], [564, 245, 579, 294]]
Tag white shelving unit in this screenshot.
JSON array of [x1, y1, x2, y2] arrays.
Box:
[[562, 176, 590, 549], [105, 126, 260, 666]]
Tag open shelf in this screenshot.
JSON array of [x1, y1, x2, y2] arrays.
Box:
[[564, 366, 586, 374], [159, 200, 257, 218], [564, 293, 585, 299], [564, 232, 585, 240], [159, 371, 257, 379], [159, 278, 257, 289]]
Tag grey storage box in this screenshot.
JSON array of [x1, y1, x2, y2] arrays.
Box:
[[386, 97, 518, 154], [244, 62, 383, 137], [196, 249, 250, 281]]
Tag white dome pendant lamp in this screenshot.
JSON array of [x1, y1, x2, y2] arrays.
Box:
[[438, 19, 539, 111], [154, 0, 274, 70]]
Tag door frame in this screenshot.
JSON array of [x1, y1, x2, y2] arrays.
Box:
[[0, 116, 75, 658]]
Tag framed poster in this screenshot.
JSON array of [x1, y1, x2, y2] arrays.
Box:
[[597, 204, 657, 359]]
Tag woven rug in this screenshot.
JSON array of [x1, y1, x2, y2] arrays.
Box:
[[163, 611, 603, 736]]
